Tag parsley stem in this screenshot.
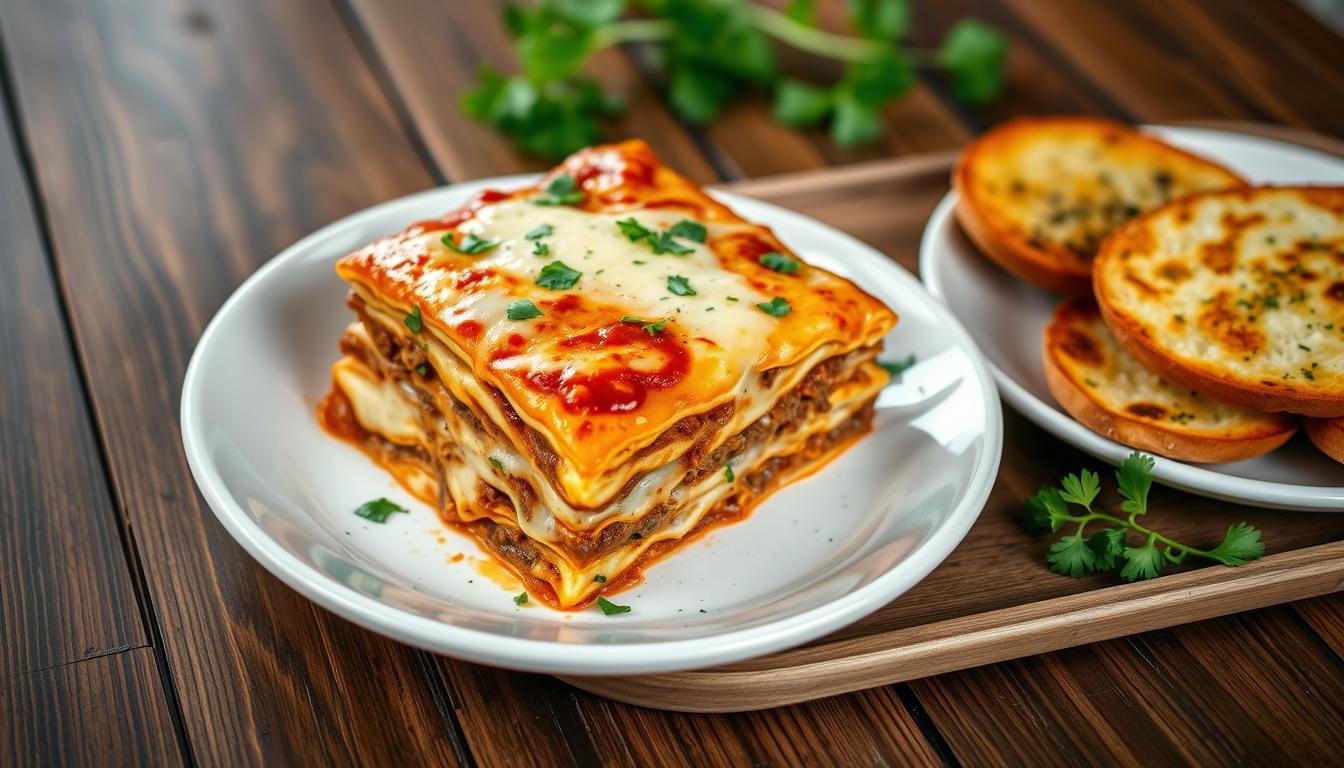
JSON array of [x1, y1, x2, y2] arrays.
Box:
[[594, 19, 676, 47], [745, 5, 889, 63], [1082, 512, 1219, 560]]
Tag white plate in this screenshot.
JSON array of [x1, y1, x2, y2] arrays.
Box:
[[181, 178, 1003, 676], [922, 126, 1344, 512]]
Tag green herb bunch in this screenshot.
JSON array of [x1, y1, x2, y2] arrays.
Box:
[[1022, 453, 1265, 581], [462, 0, 1007, 158]]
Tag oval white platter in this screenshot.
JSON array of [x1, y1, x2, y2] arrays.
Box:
[[921, 126, 1344, 512], [182, 178, 1003, 676]]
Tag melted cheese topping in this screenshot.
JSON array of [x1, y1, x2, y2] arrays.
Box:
[[336, 140, 895, 497]]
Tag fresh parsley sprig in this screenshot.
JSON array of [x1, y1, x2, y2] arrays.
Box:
[[1022, 453, 1265, 581], [462, 0, 1006, 158]]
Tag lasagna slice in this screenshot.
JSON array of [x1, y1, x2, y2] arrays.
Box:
[[319, 140, 897, 609]]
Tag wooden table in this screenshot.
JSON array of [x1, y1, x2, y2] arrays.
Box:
[[3, 1, 1342, 765]]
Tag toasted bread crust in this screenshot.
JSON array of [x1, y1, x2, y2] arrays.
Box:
[[1094, 186, 1344, 418], [1305, 418, 1344, 464], [954, 116, 1245, 295], [1044, 298, 1297, 462]]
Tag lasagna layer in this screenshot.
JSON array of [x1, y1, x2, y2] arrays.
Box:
[[335, 140, 896, 506], [322, 357, 877, 608]]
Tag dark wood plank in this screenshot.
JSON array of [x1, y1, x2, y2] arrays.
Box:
[[345, 0, 720, 183], [988, 0, 1344, 129], [0, 0, 465, 762], [433, 660, 946, 768], [0, 34, 147, 679], [0, 648, 180, 766], [912, 607, 1344, 766]]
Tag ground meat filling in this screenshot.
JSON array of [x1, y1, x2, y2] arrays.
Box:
[[343, 291, 881, 565]]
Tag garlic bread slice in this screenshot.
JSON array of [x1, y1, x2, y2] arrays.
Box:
[[1095, 186, 1344, 417], [1305, 418, 1344, 464], [1044, 297, 1297, 462], [954, 116, 1245, 294]]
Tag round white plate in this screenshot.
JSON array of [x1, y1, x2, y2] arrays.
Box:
[[921, 126, 1344, 512], [181, 178, 1003, 676]]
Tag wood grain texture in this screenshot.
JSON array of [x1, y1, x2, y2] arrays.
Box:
[[0, 0, 462, 763], [0, 648, 180, 766], [0, 36, 146, 680]]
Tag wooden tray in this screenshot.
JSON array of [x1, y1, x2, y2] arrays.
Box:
[[559, 122, 1344, 712]]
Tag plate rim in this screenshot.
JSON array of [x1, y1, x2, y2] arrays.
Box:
[[919, 125, 1344, 512], [181, 176, 1005, 676]]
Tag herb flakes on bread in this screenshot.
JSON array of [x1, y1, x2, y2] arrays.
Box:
[[954, 116, 1245, 294], [1044, 297, 1297, 462], [1094, 186, 1344, 418]]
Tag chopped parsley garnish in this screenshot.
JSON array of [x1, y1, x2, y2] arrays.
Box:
[[1299, 343, 1312, 352], [668, 219, 707, 243], [1302, 368, 1316, 380], [442, 232, 499, 254], [354, 498, 409, 524], [415, 363, 430, 377], [756, 296, 791, 317], [621, 316, 665, 335], [632, 259, 647, 265], [667, 275, 696, 296], [535, 260, 582, 290], [532, 173, 585, 206], [513, 592, 528, 606], [617, 217, 696, 255], [488, 457, 505, 471], [597, 596, 631, 615], [759, 251, 800, 274], [524, 223, 553, 240], [506, 299, 543, 320], [650, 231, 694, 255], [878, 354, 917, 378], [533, 241, 549, 256], [724, 461, 735, 483], [404, 305, 423, 333], [593, 575, 608, 583], [617, 217, 653, 242], [725, 295, 739, 302]]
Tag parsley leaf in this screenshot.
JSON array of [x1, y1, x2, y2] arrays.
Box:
[[1120, 541, 1164, 582], [404, 305, 423, 333], [415, 363, 430, 377], [772, 78, 833, 127], [756, 296, 792, 317], [937, 19, 1008, 104], [533, 173, 586, 206], [878, 353, 916, 378], [442, 232, 499, 254], [667, 275, 696, 296], [488, 456, 504, 471], [354, 498, 409, 524], [525, 223, 553, 240], [1116, 452, 1154, 517], [533, 240, 550, 256], [535, 260, 582, 290], [668, 219, 707, 243], [593, 574, 608, 583], [1047, 534, 1096, 578], [597, 596, 631, 615], [759, 251, 800, 274], [513, 592, 528, 606], [1059, 469, 1100, 513], [621, 315, 665, 335], [617, 217, 653, 242], [1087, 527, 1127, 571], [1207, 522, 1265, 566], [506, 299, 543, 321], [650, 231, 694, 255], [724, 461, 735, 483]]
